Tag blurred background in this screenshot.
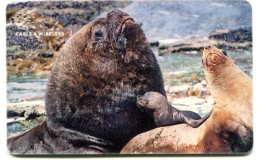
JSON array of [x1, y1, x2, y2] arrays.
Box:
[[6, 0, 252, 136]]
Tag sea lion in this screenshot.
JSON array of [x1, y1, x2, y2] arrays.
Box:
[[8, 9, 165, 154], [121, 46, 252, 154], [137, 92, 212, 128]]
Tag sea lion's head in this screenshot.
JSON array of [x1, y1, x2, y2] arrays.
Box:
[[137, 92, 168, 113], [84, 9, 148, 58], [137, 92, 170, 126], [202, 46, 240, 106], [202, 46, 233, 78]]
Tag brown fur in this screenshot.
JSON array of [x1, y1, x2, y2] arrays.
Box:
[[121, 46, 253, 154], [8, 9, 166, 154]]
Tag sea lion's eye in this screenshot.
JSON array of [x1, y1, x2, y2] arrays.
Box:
[[95, 30, 103, 38]]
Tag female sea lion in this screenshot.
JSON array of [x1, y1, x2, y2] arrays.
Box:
[[121, 46, 252, 154]]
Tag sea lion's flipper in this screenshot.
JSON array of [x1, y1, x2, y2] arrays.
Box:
[[165, 106, 212, 128], [137, 92, 213, 128], [182, 110, 201, 120], [183, 109, 213, 128]]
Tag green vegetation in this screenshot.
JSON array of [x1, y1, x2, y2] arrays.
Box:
[[7, 116, 46, 136], [8, 73, 48, 83], [6, 46, 20, 53]]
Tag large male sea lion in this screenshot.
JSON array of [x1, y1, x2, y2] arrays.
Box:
[[121, 46, 253, 154], [8, 9, 209, 154]]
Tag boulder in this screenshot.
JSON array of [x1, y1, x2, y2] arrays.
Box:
[[7, 101, 46, 124]]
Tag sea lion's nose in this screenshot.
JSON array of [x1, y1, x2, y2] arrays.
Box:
[[205, 46, 211, 50]]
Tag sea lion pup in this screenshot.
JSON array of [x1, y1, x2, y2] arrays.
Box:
[[121, 46, 252, 154], [8, 9, 181, 154], [137, 92, 212, 128]]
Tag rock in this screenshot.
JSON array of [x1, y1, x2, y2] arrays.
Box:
[[158, 27, 252, 55], [170, 96, 214, 114], [149, 41, 159, 47], [7, 117, 26, 124], [37, 53, 53, 58], [176, 74, 184, 78], [158, 37, 211, 54], [158, 49, 169, 56], [7, 101, 46, 122], [120, 124, 207, 154], [168, 84, 190, 94], [163, 71, 175, 78], [188, 89, 200, 97], [164, 80, 210, 99], [33, 70, 50, 75], [191, 73, 201, 82], [24, 107, 43, 120], [7, 108, 25, 117], [193, 80, 208, 91], [209, 28, 252, 43]]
